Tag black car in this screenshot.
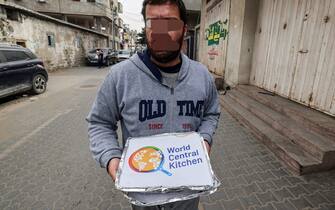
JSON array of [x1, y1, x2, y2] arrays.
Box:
[[86, 48, 117, 66], [0, 43, 48, 99]]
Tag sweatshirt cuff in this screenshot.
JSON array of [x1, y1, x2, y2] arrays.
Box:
[[199, 133, 212, 146], [100, 149, 122, 168]]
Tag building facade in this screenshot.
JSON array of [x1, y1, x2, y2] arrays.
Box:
[[4, 0, 123, 49], [0, 2, 108, 71], [199, 0, 335, 116]]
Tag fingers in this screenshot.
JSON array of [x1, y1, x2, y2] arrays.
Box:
[[111, 171, 117, 181], [204, 141, 211, 155], [108, 158, 120, 182]]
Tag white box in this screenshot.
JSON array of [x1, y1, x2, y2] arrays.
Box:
[[115, 132, 219, 192]]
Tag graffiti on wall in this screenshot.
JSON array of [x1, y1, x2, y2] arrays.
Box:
[[208, 47, 219, 60], [205, 19, 228, 46]]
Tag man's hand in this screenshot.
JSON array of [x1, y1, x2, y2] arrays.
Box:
[[107, 158, 120, 181], [204, 140, 211, 155]]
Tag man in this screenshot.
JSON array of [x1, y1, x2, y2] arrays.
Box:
[[97, 49, 104, 68], [86, 0, 220, 209]]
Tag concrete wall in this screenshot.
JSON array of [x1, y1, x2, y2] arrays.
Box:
[[5, 0, 61, 14], [225, 0, 259, 86], [0, 7, 108, 71], [60, 0, 112, 18], [5, 0, 112, 18], [199, 0, 230, 76], [199, 0, 259, 85]]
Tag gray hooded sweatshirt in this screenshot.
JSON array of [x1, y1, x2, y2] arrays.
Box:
[[86, 52, 220, 168]]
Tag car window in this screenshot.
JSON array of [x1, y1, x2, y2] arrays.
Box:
[[2, 50, 30, 62], [89, 49, 97, 53], [25, 50, 37, 59], [119, 50, 130, 55], [0, 51, 6, 63]]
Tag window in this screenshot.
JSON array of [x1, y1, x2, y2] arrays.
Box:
[[2, 50, 30, 62], [89, 49, 98, 53], [16, 41, 26, 48], [47, 33, 55, 47], [87, 0, 96, 2], [119, 50, 130, 55], [6, 9, 20, 21]]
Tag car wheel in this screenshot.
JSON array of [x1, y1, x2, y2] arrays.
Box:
[[31, 74, 47, 94]]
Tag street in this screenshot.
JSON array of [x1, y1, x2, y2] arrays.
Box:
[[0, 66, 335, 210], [0, 67, 131, 210]]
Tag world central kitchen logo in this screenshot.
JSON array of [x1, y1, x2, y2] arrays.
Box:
[[128, 145, 203, 176]]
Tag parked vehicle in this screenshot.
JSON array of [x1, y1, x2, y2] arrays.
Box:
[[86, 48, 117, 66], [117, 50, 131, 62], [0, 43, 48, 99]]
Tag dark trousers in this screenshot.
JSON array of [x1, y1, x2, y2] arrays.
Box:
[[132, 197, 199, 210], [98, 56, 104, 68]]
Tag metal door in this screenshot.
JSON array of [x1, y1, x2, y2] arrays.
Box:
[[250, 0, 335, 116]]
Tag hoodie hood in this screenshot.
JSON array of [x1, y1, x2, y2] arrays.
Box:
[[129, 49, 191, 83]]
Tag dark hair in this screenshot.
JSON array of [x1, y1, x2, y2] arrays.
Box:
[[141, 0, 187, 24]]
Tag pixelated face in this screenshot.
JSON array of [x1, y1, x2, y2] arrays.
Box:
[[145, 3, 186, 63]]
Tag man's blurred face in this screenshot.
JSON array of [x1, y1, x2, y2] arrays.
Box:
[[145, 3, 186, 63]]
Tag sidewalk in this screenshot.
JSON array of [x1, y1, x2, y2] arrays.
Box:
[[200, 108, 335, 210]]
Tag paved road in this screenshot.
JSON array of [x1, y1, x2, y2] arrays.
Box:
[[0, 67, 130, 210], [0, 66, 334, 210]]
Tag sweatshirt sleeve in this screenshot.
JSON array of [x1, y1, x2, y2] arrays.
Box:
[[198, 75, 221, 146], [86, 74, 122, 168]]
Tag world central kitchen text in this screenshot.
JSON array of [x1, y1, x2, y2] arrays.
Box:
[[166, 144, 203, 169]]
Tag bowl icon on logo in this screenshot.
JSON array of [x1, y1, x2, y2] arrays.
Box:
[[128, 146, 172, 176]]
